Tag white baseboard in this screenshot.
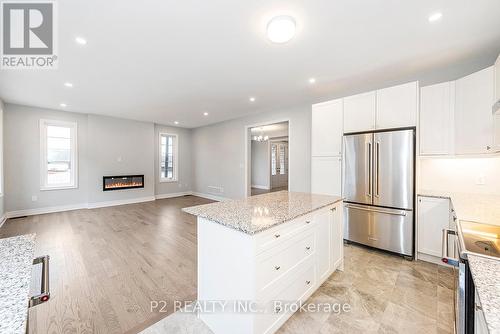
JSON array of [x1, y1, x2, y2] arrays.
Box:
[[191, 192, 228, 202], [251, 184, 270, 190], [417, 252, 450, 266], [6, 203, 88, 219], [155, 191, 193, 200], [0, 215, 7, 228], [3, 192, 230, 220], [87, 196, 156, 209]]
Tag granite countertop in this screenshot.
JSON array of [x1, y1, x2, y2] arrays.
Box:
[[418, 190, 500, 333], [183, 191, 343, 235], [467, 255, 500, 333], [0, 234, 36, 334]]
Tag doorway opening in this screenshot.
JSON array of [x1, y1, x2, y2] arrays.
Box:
[[248, 121, 289, 196]]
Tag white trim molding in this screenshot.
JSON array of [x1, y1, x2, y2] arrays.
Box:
[[251, 184, 270, 190], [155, 191, 192, 200], [2, 192, 227, 220]]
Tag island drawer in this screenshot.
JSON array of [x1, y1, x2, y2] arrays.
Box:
[[255, 261, 316, 334], [256, 229, 315, 291], [255, 213, 316, 253]]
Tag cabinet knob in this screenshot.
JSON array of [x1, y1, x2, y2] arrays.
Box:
[[274, 234, 281, 238], [306, 280, 311, 285], [305, 221, 311, 224], [487, 146, 491, 150], [274, 265, 281, 271], [306, 246, 311, 251], [330, 207, 336, 212], [475, 303, 483, 311]]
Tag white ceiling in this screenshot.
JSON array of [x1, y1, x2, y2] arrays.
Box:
[[1, 0, 500, 128]]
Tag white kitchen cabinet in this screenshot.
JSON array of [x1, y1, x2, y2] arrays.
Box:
[[331, 204, 343, 270], [343, 91, 376, 133], [475, 288, 489, 334], [417, 196, 451, 258], [311, 156, 342, 196], [495, 54, 500, 104], [420, 82, 455, 155], [316, 209, 332, 283], [311, 99, 343, 156], [454, 66, 495, 155], [376, 81, 418, 129]]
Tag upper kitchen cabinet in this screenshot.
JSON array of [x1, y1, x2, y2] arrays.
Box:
[[454, 66, 495, 155], [343, 91, 376, 133], [376, 81, 418, 129], [311, 99, 343, 156], [311, 156, 342, 197], [420, 82, 454, 155]]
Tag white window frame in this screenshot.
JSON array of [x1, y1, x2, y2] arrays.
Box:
[[40, 119, 78, 190], [159, 132, 178, 183]]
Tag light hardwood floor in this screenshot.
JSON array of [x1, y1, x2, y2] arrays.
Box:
[[0, 195, 213, 334]]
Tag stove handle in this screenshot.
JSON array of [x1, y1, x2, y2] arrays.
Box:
[[441, 229, 459, 267]]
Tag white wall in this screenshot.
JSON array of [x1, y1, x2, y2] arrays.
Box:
[[419, 156, 500, 195], [154, 124, 192, 196], [251, 141, 269, 189], [192, 105, 310, 199], [4, 104, 89, 212], [86, 115, 155, 204], [0, 99, 4, 219], [3, 104, 192, 213]]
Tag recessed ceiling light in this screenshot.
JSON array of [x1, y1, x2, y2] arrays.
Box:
[[64, 82, 73, 87], [428, 12, 443, 22], [174, 121, 179, 125], [203, 112, 209, 116], [75, 37, 87, 45], [249, 97, 256, 102], [309, 78, 316, 84], [267, 16, 296, 44], [60, 103, 67, 107]]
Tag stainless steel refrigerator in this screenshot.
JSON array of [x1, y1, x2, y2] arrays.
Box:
[[343, 128, 415, 257]]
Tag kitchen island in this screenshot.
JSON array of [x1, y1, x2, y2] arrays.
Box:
[[183, 191, 343, 334], [0, 234, 36, 334]]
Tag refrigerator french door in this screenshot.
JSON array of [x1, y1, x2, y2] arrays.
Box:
[[343, 128, 415, 256]]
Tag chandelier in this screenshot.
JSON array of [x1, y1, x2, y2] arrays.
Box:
[[253, 135, 269, 142]]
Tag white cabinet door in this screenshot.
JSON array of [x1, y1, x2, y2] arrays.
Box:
[[475, 289, 489, 334], [311, 99, 343, 156], [420, 82, 454, 155], [417, 196, 450, 257], [311, 157, 342, 196], [330, 204, 343, 270], [376, 81, 418, 129], [455, 66, 495, 154], [495, 54, 500, 103], [343, 91, 376, 133], [315, 209, 331, 283]]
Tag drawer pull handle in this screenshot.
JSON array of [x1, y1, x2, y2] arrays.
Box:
[[306, 280, 311, 285], [330, 207, 336, 212], [274, 266, 281, 271], [274, 234, 281, 238], [275, 306, 281, 313], [306, 246, 311, 250]]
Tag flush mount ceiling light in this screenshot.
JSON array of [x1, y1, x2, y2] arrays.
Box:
[[309, 78, 316, 84], [249, 97, 256, 102], [174, 121, 179, 125], [266, 16, 296, 44], [60, 103, 67, 107], [203, 112, 209, 116], [75, 36, 87, 45], [64, 82, 73, 87], [428, 12, 443, 22]]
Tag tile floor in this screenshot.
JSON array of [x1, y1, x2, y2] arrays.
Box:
[[141, 243, 455, 334]]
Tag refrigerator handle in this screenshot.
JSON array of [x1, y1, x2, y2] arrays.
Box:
[[375, 141, 380, 198], [367, 142, 372, 197]]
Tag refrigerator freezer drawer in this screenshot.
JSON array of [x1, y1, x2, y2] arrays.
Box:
[[344, 204, 414, 256]]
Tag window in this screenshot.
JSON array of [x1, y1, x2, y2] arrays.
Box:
[[159, 133, 178, 182], [40, 120, 77, 190]]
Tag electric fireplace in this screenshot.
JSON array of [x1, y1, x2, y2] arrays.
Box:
[[103, 175, 144, 191]]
